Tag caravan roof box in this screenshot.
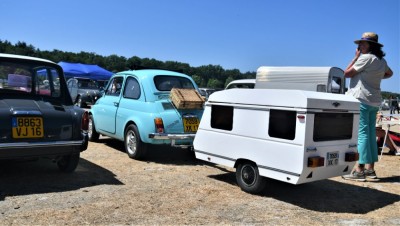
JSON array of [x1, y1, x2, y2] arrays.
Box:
[[255, 66, 345, 94]]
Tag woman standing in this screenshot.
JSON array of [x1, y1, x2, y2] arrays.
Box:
[[342, 32, 393, 181]]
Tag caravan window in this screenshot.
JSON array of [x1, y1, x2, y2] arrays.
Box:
[[268, 109, 296, 140], [313, 113, 353, 141], [211, 105, 233, 131]]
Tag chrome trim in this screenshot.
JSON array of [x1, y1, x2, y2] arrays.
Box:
[[306, 147, 317, 152], [0, 140, 83, 149], [12, 110, 42, 116], [148, 133, 196, 140]]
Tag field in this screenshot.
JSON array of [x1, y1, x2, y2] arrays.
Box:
[[0, 134, 399, 225]]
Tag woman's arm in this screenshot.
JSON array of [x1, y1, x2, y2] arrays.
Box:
[[344, 49, 361, 78], [344, 58, 359, 78], [383, 67, 393, 79], [344, 66, 358, 78]]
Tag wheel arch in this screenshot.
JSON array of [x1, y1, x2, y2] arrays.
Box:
[[122, 115, 154, 144], [234, 158, 256, 169]]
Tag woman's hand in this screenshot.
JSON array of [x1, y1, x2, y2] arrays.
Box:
[[355, 48, 361, 59]]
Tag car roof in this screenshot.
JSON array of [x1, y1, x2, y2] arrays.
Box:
[[0, 53, 56, 64], [116, 69, 190, 78], [68, 77, 95, 80], [227, 79, 256, 85]]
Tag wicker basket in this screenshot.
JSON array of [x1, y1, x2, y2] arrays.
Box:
[[170, 88, 205, 109]]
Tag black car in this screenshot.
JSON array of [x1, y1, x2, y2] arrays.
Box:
[[67, 77, 102, 108], [0, 53, 89, 172]]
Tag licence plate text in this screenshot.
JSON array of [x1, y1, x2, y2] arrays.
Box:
[[12, 117, 44, 138], [183, 117, 199, 132], [327, 151, 339, 166]]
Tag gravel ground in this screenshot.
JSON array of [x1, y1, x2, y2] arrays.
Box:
[[0, 136, 399, 225]]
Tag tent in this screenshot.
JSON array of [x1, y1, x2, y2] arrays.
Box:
[[58, 61, 113, 81]]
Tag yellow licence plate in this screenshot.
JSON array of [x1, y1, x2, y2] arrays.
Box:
[[12, 117, 44, 138], [183, 117, 199, 132]]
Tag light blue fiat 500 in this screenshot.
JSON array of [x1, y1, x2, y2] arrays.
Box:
[[88, 69, 204, 159]]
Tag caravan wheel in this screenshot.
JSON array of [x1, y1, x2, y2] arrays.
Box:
[[236, 162, 266, 194]]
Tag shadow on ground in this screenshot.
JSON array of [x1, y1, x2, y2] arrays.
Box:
[[209, 172, 400, 214], [0, 158, 123, 201], [99, 137, 198, 165]]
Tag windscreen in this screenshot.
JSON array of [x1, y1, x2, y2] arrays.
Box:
[[154, 75, 194, 91]]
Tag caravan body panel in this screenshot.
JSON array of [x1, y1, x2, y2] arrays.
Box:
[[255, 66, 345, 94], [194, 89, 360, 185]]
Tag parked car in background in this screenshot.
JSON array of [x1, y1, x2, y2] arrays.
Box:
[[0, 53, 89, 172], [67, 77, 102, 108], [97, 79, 109, 90], [198, 88, 219, 99], [89, 69, 204, 159], [225, 79, 256, 89]]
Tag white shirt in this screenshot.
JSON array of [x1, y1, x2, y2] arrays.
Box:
[[347, 53, 389, 107]]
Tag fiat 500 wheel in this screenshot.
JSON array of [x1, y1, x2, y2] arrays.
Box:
[[88, 115, 100, 142], [124, 124, 147, 160]]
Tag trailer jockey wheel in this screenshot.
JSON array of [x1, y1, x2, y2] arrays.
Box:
[[236, 162, 266, 194]]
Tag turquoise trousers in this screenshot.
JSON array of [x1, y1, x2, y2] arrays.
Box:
[[358, 103, 379, 164]]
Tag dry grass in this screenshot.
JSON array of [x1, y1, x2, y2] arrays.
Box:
[[0, 138, 399, 225]]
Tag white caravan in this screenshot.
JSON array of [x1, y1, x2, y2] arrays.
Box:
[[255, 66, 346, 94], [193, 89, 360, 194]]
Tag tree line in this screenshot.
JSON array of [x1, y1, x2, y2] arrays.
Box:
[[0, 39, 397, 98], [0, 40, 255, 89]]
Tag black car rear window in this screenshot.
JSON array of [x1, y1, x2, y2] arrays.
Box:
[[154, 75, 194, 91], [0, 61, 62, 97]]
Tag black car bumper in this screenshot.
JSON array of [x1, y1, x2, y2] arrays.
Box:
[[0, 132, 88, 159]]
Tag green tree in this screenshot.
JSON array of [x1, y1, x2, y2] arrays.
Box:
[[207, 78, 223, 88]]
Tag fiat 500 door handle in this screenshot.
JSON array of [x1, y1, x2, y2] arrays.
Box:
[[114, 102, 119, 107]]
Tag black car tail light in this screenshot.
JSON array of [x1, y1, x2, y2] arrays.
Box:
[[81, 111, 89, 131]]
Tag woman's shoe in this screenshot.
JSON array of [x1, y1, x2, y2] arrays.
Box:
[[364, 169, 379, 181], [342, 171, 366, 182]]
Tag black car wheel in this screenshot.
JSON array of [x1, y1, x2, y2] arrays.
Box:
[[124, 124, 147, 160], [57, 153, 80, 173], [236, 161, 266, 194], [88, 115, 100, 142]]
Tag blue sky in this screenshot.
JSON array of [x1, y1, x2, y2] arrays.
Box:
[[1, 0, 399, 93]]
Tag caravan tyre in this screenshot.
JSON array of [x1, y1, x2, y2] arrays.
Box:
[[236, 162, 266, 194]]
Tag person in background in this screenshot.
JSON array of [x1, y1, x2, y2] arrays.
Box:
[[389, 95, 399, 115], [375, 112, 400, 156], [342, 32, 393, 182]]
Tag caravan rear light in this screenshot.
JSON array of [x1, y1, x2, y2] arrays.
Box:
[[308, 156, 324, 168], [154, 118, 165, 133], [345, 152, 359, 162]]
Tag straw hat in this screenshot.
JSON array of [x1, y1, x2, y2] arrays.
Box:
[[354, 32, 383, 47]]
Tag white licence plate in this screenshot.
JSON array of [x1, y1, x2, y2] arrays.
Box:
[[326, 151, 339, 166]]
